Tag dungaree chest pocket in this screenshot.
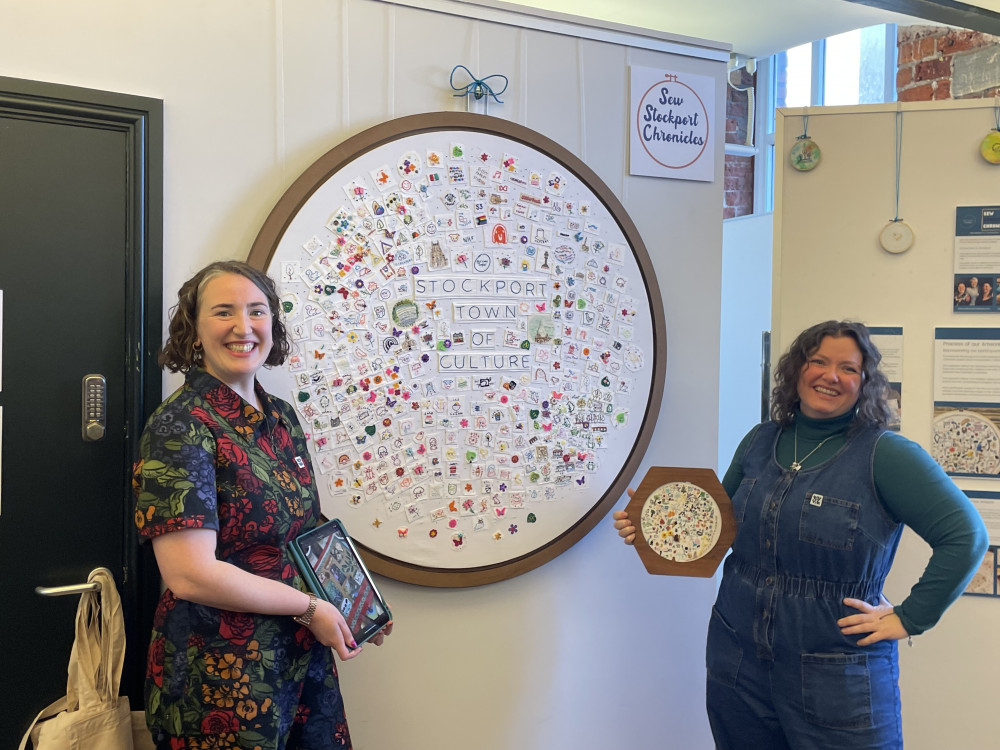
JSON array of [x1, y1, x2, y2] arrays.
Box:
[[798, 492, 859, 550]]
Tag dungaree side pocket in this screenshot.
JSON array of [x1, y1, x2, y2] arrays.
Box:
[[801, 652, 873, 729], [706, 607, 742, 688], [798, 493, 859, 550]]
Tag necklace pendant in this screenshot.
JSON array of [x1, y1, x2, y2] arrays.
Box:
[[790, 461, 802, 472]]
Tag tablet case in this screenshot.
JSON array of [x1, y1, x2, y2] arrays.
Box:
[[289, 518, 392, 645]]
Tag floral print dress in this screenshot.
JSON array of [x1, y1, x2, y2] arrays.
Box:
[[133, 369, 352, 750]]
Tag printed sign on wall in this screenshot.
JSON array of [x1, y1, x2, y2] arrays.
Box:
[[629, 66, 715, 182]]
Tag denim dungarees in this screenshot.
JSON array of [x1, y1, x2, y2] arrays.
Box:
[[706, 421, 904, 750]]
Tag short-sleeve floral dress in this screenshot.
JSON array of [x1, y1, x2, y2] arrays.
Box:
[[133, 368, 352, 750]]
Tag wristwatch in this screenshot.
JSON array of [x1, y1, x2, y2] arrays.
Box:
[[293, 593, 318, 626]]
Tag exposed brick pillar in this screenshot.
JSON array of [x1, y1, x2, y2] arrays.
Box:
[[897, 26, 1000, 101], [724, 67, 756, 219], [723, 154, 754, 219]]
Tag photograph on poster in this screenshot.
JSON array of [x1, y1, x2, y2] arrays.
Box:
[[953, 206, 1000, 312], [964, 546, 998, 597], [932, 328, 1000, 476], [963, 491, 1000, 597], [967, 491, 1000, 546], [953, 275, 997, 310], [869, 326, 902, 431], [256, 124, 660, 576], [963, 490, 1000, 596]]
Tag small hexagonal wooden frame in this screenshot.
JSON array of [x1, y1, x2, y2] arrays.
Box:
[[625, 467, 735, 578]]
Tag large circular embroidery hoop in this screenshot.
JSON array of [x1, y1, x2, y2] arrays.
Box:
[[248, 112, 667, 586]]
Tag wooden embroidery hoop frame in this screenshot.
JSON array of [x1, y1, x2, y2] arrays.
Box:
[[625, 466, 735, 577], [248, 112, 667, 587]]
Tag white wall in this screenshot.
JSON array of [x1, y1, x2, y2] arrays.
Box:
[[775, 100, 1000, 750], [0, 2, 729, 748]]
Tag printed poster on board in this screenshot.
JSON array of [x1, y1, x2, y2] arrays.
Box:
[[869, 326, 902, 431], [629, 66, 715, 182], [932, 327, 1000, 477], [952, 206, 1000, 311]]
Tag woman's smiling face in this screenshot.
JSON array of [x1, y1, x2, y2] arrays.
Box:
[[195, 272, 273, 395], [796, 335, 863, 419]]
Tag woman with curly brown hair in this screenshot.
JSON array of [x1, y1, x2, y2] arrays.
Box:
[[614, 320, 986, 750], [133, 260, 390, 750]]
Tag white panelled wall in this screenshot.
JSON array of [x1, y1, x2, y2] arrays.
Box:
[[0, 1, 729, 748]]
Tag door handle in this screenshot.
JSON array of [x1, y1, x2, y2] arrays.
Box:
[[35, 580, 102, 597]]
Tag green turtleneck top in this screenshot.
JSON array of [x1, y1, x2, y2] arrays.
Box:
[[722, 410, 989, 636]]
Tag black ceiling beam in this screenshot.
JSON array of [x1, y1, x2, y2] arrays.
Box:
[[842, 0, 1000, 35]]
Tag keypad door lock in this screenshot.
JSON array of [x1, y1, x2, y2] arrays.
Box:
[[82, 374, 107, 441]]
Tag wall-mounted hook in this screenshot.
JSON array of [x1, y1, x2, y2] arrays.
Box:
[[450, 65, 509, 115]]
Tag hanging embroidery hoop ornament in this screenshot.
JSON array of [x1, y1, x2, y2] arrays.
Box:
[[979, 102, 1000, 165], [879, 220, 914, 254], [880, 109, 914, 254], [789, 114, 821, 172]]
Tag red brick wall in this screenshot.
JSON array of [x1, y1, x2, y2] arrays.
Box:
[[721, 26, 1000, 220], [724, 67, 755, 219], [724, 154, 754, 219], [897, 26, 1000, 101]]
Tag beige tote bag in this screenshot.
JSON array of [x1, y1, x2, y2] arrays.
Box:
[[19, 567, 133, 750]]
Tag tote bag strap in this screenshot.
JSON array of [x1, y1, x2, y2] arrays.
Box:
[[16, 696, 67, 750], [66, 568, 126, 711], [94, 567, 126, 700]]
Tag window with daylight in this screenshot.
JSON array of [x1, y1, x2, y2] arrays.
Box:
[[737, 24, 898, 215]]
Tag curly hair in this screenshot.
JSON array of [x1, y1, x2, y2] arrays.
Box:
[[158, 260, 291, 372], [770, 320, 891, 430]]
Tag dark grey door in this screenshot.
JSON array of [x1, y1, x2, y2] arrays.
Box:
[[0, 77, 162, 744]]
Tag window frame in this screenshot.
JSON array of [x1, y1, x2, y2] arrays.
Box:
[[736, 24, 899, 217]]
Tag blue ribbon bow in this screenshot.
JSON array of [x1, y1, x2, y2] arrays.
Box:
[[450, 65, 508, 104]]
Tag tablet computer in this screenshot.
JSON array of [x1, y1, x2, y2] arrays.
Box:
[[289, 518, 392, 646]]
